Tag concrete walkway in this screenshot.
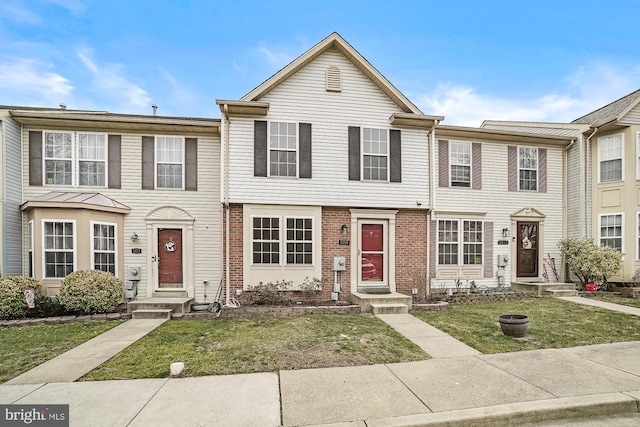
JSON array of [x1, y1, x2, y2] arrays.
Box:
[[5, 319, 166, 385], [560, 295, 640, 315]]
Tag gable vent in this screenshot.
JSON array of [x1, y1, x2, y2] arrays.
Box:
[[326, 65, 342, 92]]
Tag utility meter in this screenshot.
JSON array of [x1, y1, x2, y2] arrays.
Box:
[[332, 256, 346, 271]]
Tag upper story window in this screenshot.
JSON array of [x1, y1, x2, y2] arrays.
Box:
[[518, 147, 538, 191], [362, 128, 388, 181], [43, 220, 75, 278], [600, 214, 622, 251], [598, 133, 623, 183], [44, 131, 106, 187], [450, 141, 471, 187], [269, 122, 297, 177], [156, 136, 184, 189]]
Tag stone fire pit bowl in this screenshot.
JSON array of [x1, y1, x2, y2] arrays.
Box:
[[498, 314, 529, 337]]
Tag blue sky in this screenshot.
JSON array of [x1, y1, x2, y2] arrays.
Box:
[[1, 0, 639, 126]]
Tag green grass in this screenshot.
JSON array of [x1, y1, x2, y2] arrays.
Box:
[[0, 321, 123, 383], [81, 315, 428, 381], [413, 298, 640, 354], [588, 294, 640, 309]]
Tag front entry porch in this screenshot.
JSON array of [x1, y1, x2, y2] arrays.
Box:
[[127, 297, 194, 319], [351, 291, 412, 314]]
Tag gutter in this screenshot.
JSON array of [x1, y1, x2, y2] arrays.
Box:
[[584, 127, 599, 239], [427, 119, 440, 295], [562, 139, 577, 244], [220, 104, 237, 308]]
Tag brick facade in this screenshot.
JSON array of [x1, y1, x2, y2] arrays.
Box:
[[224, 203, 244, 300], [321, 207, 353, 302], [395, 209, 429, 297]]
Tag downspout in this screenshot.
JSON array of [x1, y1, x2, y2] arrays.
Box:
[[427, 120, 440, 295], [562, 138, 576, 240], [221, 104, 235, 307], [585, 127, 599, 240]]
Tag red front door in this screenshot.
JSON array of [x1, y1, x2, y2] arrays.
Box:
[[158, 229, 183, 289], [361, 223, 384, 282]]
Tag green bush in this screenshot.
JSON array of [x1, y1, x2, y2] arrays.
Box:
[[558, 238, 623, 287], [247, 280, 292, 305], [58, 270, 124, 315], [27, 295, 67, 318], [0, 276, 43, 320]]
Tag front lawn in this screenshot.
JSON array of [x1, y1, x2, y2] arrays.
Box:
[[0, 321, 123, 383], [413, 298, 640, 354], [81, 314, 428, 381]]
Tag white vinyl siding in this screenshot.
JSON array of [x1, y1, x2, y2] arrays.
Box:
[[43, 220, 76, 278], [91, 222, 116, 275], [599, 213, 623, 251], [43, 131, 107, 187], [269, 122, 297, 177], [226, 49, 429, 209], [156, 136, 184, 189], [598, 134, 623, 183]]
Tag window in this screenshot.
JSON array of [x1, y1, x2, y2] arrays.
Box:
[[43, 221, 75, 278], [438, 219, 484, 265], [450, 141, 471, 187], [599, 134, 623, 183], [362, 128, 388, 181], [252, 217, 280, 264], [252, 216, 314, 265], [269, 122, 297, 177], [518, 147, 538, 191], [43, 131, 107, 187], [286, 218, 313, 264], [156, 136, 184, 188], [92, 222, 116, 274], [600, 214, 622, 251]]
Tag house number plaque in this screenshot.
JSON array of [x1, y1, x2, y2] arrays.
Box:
[[338, 239, 350, 245]]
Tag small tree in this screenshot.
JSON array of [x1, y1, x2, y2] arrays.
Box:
[[558, 238, 623, 287]]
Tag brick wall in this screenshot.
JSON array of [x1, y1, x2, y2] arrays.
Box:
[[321, 207, 352, 302], [225, 204, 244, 299], [395, 209, 429, 297]]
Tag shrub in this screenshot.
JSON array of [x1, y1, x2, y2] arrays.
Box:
[[58, 270, 124, 314], [558, 238, 623, 287], [299, 277, 322, 296], [247, 280, 292, 305], [0, 276, 43, 320], [27, 295, 67, 318]]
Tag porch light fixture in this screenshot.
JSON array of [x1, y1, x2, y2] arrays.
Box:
[[502, 228, 510, 238], [341, 224, 348, 236], [131, 232, 139, 242]]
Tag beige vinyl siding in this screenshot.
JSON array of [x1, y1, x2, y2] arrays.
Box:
[[482, 124, 580, 137], [618, 104, 640, 125], [22, 128, 222, 300], [435, 141, 565, 287], [2, 116, 24, 276], [227, 48, 430, 209], [566, 141, 583, 238]]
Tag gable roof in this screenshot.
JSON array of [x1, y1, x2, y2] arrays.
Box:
[[240, 32, 423, 114], [572, 89, 640, 126]]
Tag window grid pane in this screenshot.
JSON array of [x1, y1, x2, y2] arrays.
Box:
[[463, 221, 483, 265], [78, 134, 106, 186], [269, 122, 297, 177], [599, 134, 623, 183], [156, 137, 184, 188], [600, 214, 622, 251], [363, 128, 388, 181], [438, 220, 458, 265], [518, 147, 538, 190], [93, 223, 116, 274], [252, 217, 280, 264], [286, 217, 313, 265], [44, 221, 74, 278]]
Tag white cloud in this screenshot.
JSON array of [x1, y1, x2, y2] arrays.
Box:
[[78, 50, 151, 111], [255, 42, 294, 69], [416, 63, 640, 127], [0, 57, 72, 105], [0, 0, 40, 24], [47, 0, 88, 14], [157, 68, 199, 114]]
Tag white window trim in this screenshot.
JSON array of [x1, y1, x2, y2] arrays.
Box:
[[42, 130, 108, 187], [154, 135, 185, 190], [598, 213, 624, 252], [361, 127, 389, 182], [90, 221, 118, 275], [449, 141, 471, 187], [437, 219, 484, 266], [598, 133, 624, 184], [517, 146, 538, 191], [42, 219, 77, 279], [250, 214, 315, 266], [284, 216, 314, 266], [267, 121, 299, 178], [28, 220, 34, 278]]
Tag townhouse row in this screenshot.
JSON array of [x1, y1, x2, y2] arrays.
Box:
[[1, 33, 638, 304]]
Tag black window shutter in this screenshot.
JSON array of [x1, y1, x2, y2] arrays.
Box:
[[299, 123, 312, 179], [390, 129, 401, 182], [185, 138, 198, 191], [142, 136, 154, 189], [29, 131, 43, 186], [254, 121, 268, 177], [348, 126, 360, 181], [107, 135, 121, 189], [438, 140, 449, 187]]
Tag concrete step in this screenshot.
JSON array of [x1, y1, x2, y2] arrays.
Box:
[[351, 292, 413, 313], [132, 309, 173, 319], [370, 303, 409, 314], [512, 282, 577, 296], [127, 297, 194, 314], [544, 289, 579, 297], [152, 291, 188, 298]]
